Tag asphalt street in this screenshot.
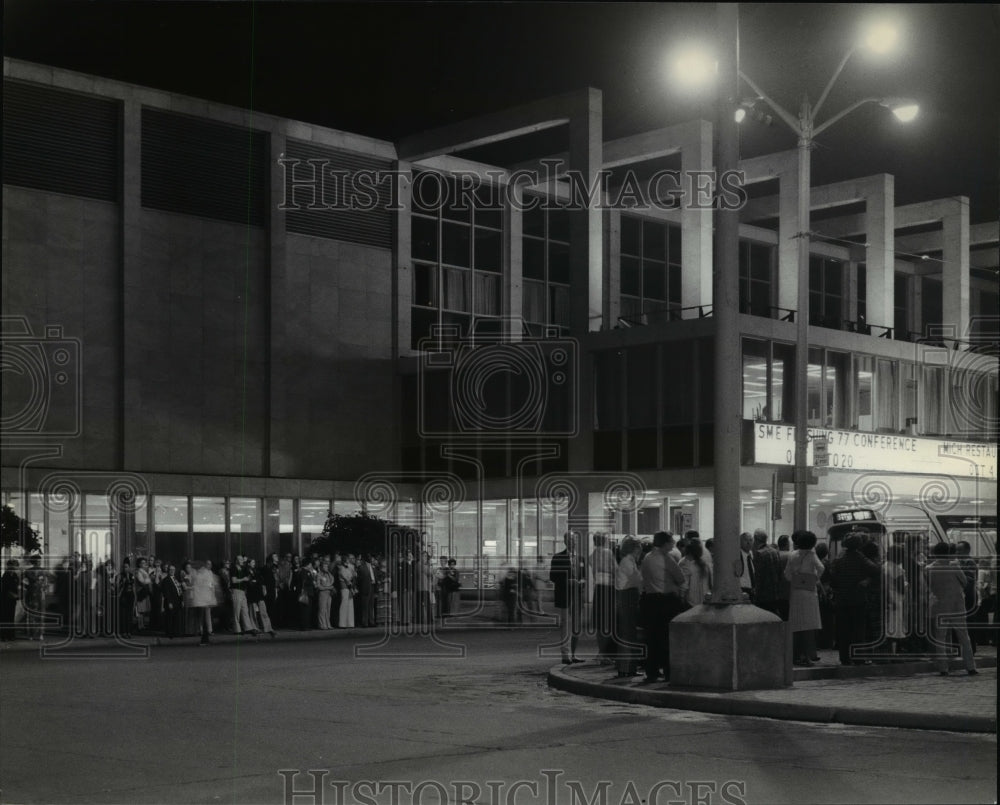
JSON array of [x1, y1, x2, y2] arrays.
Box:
[[1, 628, 996, 805]]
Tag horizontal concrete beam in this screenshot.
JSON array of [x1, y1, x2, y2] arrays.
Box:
[[397, 88, 599, 161]]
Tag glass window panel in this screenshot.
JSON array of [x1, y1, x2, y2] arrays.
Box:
[[452, 501, 481, 572], [594, 351, 624, 430], [230, 498, 262, 562], [441, 311, 470, 340], [697, 338, 715, 424], [826, 351, 851, 429], [809, 256, 823, 293], [474, 227, 502, 273], [750, 280, 770, 317], [474, 272, 501, 316], [155, 496, 189, 566], [548, 208, 571, 242], [667, 225, 682, 266], [483, 500, 510, 564], [749, 242, 772, 282], [413, 262, 438, 308], [84, 494, 112, 564], [279, 498, 295, 557], [620, 296, 641, 323], [876, 359, 898, 432], [920, 365, 944, 435], [523, 202, 545, 238], [29, 493, 46, 556], [441, 221, 471, 267], [825, 259, 843, 293], [443, 267, 470, 311], [192, 496, 224, 563], [742, 339, 769, 420], [663, 343, 694, 424], [772, 342, 795, 423], [411, 306, 438, 351], [411, 215, 438, 261], [411, 171, 444, 214], [47, 495, 71, 560], [442, 177, 472, 224], [523, 237, 545, 280], [627, 345, 658, 428], [643, 221, 666, 261], [621, 255, 641, 296], [300, 499, 330, 556], [474, 187, 503, 230], [643, 260, 666, 301], [668, 265, 682, 307], [807, 348, 823, 427], [523, 280, 546, 323], [901, 363, 918, 431], [621, 215, 642, 256], [550, 285, 569, 327], [548, 241, 570, 284], [855, 355, 875, 431]]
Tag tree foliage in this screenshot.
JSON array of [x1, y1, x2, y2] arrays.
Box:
[[310, 511, 400, 557], [0, 504, 41, 553]]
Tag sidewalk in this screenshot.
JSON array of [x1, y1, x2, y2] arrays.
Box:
[[548, 647, 998, 734]]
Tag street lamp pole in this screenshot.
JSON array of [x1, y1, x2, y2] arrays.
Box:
[[738, 51, 917, 532]]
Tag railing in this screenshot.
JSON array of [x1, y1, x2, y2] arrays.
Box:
[[614, 304, 713, 328]]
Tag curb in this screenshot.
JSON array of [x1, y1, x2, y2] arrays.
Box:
[[547, 665, 998, 734]]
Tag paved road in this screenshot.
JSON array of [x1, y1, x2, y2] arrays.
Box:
[[1, 628, 996, 805]]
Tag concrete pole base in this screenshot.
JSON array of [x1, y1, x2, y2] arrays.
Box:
[[669, 603, 792, 691]]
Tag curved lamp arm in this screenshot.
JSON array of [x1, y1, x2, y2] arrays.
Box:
[[738, 69, 801, 135]]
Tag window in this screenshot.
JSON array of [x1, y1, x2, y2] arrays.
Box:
[[620, 216, 682, 324], [856, 263, 867, 328], [522, 201, 571, 333], [739, 240, 774, 317], [875, 359, 899, 432], [894, 273, 911, 340], [411, 172, 503, 349], [809, 256, 845, 329], [155, 496, 190, 566], [192, 497, 225, 563]]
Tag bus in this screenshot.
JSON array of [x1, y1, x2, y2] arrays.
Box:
[[825, 505, 997, 562]]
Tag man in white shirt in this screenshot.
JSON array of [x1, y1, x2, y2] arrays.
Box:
[[639, 531, 687, 682], [589, 533, 617, 662]]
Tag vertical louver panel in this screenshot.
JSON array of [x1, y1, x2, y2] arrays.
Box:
[[283, 139, 394, 248], [141, 108, 268, 227], [2, 80, 121, 201]]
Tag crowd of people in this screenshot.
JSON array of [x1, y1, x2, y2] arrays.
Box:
[[2, 528, 995, 680], [545, 527, 997, 681], [0, 546, 466, 645]]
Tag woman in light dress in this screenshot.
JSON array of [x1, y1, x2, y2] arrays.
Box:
[[337, 555, 356, 628], [315, 558, 336, 630], [784, 530, 825, 667]]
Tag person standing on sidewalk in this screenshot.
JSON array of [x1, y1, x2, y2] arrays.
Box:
[[830, 534, 881, 665], [550, 531, 586, 664], [589, 533, 617, 662], [191, 560, 217, 644], [785, 530, 824, 666], [639, 531, 686, 682], [229, 556, 258, 636], [614, 537, 643, 677], [926, 542, 977, 676]]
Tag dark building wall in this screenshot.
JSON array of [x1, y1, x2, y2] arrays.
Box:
[[124, 209, 269, 476], [270, 233, 395, 480], [2, 186, 121, 468]]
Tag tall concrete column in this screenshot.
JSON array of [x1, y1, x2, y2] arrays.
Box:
[[681, 120, 714, 311], [864, 174, 894, 330], [776, 159, 800, 315], [505, 181, 523, 323], [395, 160, 413, 356], [567, 88, 603, 335], [567, 90, 602, 472], [605, 210, 621, 326], [942, 197, 970, 336]]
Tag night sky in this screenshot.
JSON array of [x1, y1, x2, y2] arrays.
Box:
[[4, 2, 999, 224]]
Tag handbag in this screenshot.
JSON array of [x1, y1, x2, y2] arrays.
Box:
[[790, 572, 817, 592]]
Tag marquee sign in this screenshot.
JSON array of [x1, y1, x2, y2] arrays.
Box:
[[751, 423, 997, 479]]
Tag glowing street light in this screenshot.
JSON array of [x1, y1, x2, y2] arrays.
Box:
[[671, 45, 717, 90]]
